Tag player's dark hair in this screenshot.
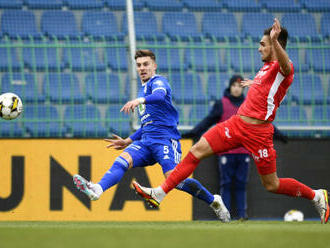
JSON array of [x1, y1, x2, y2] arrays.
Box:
[[135, 49, 156, 62], [264, 26, 288, 50]]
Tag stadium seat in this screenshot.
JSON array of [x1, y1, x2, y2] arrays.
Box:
[[23, 41, 65, 71], [274, 105, 308, 126], [287, 48, 309, 72], [82, 11, 124, 40], [1, 73, 45, 103], [182, 0, 222, 11], [0, 42, 21, 71], [105, 105, 131, 137], [42, 73, 85, 103], [189, 104, 211, 125], [122, 12, 165, 41], [64, 105, 108, 137], [260, 0, 301, 12], [41, 10, 79, 39], [0, 0, 23, 9], [305, 48, 330, 72], [85, 73, 128, 103], [168, 72, 206, 104], [321, 14, 330, 38], [206, 73, 230, 100], [0, 121, 24, 137], [312, 105, 330, 125], [1, 10, 40, 39], [185, 43, 227, 72], [24, 0, 63, 9], [229, 46, 263, 73], [63, 43, 106, 71], [290, 74, 325, 105], [23, 105, 64, 137], [105, 0, 144, 10], [281, 13, 320, 42], [241, 13, 274, 41], [202, 13, 240, 42], [162, 12, 201, 41], [328, 78, 330, 104], [146, 0, 183, 11], [222, 0, 261, 12], [174, 104, 186, 125], [65, 0, 104, 9], [301, 0, 330, 12], [105, 46, 128, 71]]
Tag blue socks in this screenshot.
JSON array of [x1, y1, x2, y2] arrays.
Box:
[[176, 178, 214, 205], [98, 156, 129, 192]]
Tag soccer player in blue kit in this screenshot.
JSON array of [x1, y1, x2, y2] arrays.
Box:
[[73, 49, 230, 222]]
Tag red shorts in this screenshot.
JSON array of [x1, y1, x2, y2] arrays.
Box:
[[203, 115, 276, 175]]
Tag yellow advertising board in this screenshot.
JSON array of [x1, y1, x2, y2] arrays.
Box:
[[0, 139, 193, 221]]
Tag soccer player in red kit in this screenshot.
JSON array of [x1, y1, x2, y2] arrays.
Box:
[[132, 18, 329, 224]]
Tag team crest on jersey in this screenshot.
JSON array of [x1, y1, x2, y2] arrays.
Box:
[[138, 103, 146, 115]]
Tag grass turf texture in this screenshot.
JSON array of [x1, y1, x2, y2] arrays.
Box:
[[0, 221, 329, 248]]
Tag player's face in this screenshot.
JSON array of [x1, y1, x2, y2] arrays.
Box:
[[230, 82, 243, 97], [136, 56, 157, 83], [258, 35, 273, 62]]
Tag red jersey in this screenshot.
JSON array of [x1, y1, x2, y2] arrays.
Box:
[[238, 60, 294, 122]]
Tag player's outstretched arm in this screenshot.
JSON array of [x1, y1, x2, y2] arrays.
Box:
[[270, 18, 291, 76], [104, 134, 133, 150], [121, 98, 145, 114]]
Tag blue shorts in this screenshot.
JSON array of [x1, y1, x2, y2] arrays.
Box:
[[124, 139, 182, 174]]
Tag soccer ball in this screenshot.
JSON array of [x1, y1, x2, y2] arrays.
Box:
[[0, 92, 23, 120], [284, 209, 304, 222]]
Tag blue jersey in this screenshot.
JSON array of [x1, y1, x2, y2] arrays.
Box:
[[137, 75, 180, 141]]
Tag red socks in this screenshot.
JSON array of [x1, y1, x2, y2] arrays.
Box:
[[276, 178, 315, 200], [161, 152, 200, 193]]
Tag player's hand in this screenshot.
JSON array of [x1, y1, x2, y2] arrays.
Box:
[[120, 98, 141, 114], [104, 134, 129, 150], [270, 18, 281, 42], [240, 79, 255, 88]]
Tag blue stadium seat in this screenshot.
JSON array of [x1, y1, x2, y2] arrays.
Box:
[[229, 46, 263, 72], [82, 11, 124, 40], [274, 105, 308, 126], [206, 73, 230, 100], [168, 72, 206, 104], [182, 0, 222, 11], [290, 74, 325, 105], [162, 12, 201, 41], [0, 42, 21, 71], [24, 0, 63, 9], [287, 48, 309, 72], [1, 10, 40, 39], [105, 0, 144, 10], [282, 13, 320, 42], [0, 121, 24, 137], [64, 105, 108, 137], [321, 14, 330, 38], [42, 73, 85, 103], [185, 43, 227, 72], [146, 0, 183, 11], [189, 104, 210, 125], [23, 41, 65, 71], [0, 0, 23, 9], [260, 0, 301, 12], [63, 43, 106, 71], [241, 13, 274, 41], [85, 73, 128, 103], [122, 12, 165, 41], [222, 0, 261, 12], [202, 13, 240, 42], [105, 105, 131, 137], [328, 78, 330, 104], [105, 47, 128, 71], [1, 73, 45, 103], [23, 105, 64, 137], [41, 10, 79, 39], [301, 0, 330, 12], [305, 48, 330, 72], [65, 0, 104, 9], [174, 104, 186, 125], [312, 106, 330, 125]]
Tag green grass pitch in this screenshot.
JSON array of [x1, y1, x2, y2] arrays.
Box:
[[1, 221, 329, 248]]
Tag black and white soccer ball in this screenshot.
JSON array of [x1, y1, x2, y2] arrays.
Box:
[[284, 209, 304, 222], [0, 92, 23, 120]]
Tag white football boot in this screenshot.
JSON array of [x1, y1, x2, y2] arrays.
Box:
[[313, 189, 329, 224], [210, 194, 231, 223], [73, 174, 103, 201]]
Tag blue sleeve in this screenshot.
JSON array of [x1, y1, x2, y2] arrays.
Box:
[[129, 128, 142, 141], [144, 89, 166, 104]]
